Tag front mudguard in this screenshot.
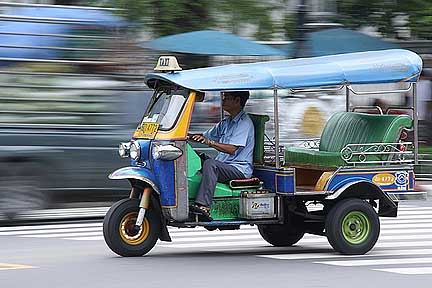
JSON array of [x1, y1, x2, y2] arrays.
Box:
[[109, 166, 159, 194], [109, 166, 171, 242]]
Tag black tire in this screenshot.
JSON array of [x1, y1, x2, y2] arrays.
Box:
[[258, 203, 306, 247], [103, 198, 161, 257], [0, 162, 48, 220], [325, 198, 380, 255]]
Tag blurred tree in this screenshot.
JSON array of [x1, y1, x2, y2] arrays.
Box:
[[394, 0, 432, 39], [89, 0, 280, 40], [336, 0, 432, 39], [336, 0, 395, 37]]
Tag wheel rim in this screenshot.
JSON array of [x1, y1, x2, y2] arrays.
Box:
[[341, 211, 370, 245], [119, 212, 150, 245]]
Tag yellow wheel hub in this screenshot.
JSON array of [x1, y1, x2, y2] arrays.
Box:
[[119, 212, 150, 245]]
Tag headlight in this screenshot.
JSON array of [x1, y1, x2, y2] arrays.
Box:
[[152, 144, 183, 161], [130, 141, 141, 161], [118, 142, 131, 158]]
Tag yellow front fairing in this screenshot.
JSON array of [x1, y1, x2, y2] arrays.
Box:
[[133, 90, 196, 140]]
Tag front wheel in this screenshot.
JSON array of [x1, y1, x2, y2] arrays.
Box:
[[325, 198, 380, 255], [103, 198, 161, 257]]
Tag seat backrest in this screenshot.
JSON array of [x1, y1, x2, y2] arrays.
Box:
[[319, 112, 413, 152], [248, 113, 270, 164]]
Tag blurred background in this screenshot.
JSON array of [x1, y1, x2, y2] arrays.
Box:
[[1, 0, 432, 220]]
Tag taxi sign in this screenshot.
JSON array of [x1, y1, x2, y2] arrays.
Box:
[[134, 122, 159, 139], [154, 56, 182, 72]]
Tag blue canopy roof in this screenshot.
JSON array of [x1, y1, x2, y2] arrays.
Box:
[[142, 30, 285, 56], [145, 49, 422, 91]]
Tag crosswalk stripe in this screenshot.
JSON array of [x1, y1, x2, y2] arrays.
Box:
[[398, 207, 432, 211], [21, 231, 103, 238], [380, 219, 432, 224], [159, 240, 268, 248], [0, 227, 101, 236], [373, 267, 432, 275], [381, 228, 432, 234], [65, 236, 104, 241], [0, 222, 102, 232], [379, 223, 432, 229], [258, 249, 432, 260], [167, 233, 432, 244], [385, 215, 432, 219], [316, 257, 432, 266], [394, 211, 432, 215]]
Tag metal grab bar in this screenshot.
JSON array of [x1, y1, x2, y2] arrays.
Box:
[[289, 85, 344, 94], [347, 83, 413, 95], [351, 106, 383, 114]]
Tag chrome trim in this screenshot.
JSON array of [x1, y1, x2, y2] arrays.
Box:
[[118, 142, 131, 158], [109, 172, 159, 194], [340, 142, 413, 165], [290, 85, 344, 94], [152, 144, 183, 161], [347, 83, 413, 95], [129, 140, 141, 161]]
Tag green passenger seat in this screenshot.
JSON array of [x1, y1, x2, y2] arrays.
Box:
[[248, 113, 270, 164], [285, 112, 413, 168]]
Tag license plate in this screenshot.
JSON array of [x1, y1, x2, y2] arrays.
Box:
[[137, 122, 159, 139]]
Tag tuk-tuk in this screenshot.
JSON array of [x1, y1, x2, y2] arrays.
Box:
[[103, 49, 423, 257]]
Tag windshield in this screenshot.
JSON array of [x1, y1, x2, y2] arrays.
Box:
[[141, 87, 188, 130]]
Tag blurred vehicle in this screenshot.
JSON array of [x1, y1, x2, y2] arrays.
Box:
[[0, 4, 148, 219]]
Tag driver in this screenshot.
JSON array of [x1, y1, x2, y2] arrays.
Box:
[[189, 91, 254, 221]]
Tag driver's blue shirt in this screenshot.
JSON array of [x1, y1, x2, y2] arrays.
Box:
[[203, 110, 254, 178]]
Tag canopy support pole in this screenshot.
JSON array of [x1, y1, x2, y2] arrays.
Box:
[[345, 85, 350, 112], [413, 82, 419, 165], [274, 89, 280, 169]]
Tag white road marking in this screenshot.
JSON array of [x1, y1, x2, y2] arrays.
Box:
[[65, 236, 104, 241], [21, 231, 103, 238], [316, 257, 432, 267], [0, 222, 102, 232], [374, 267, 432, 275], [0, 227, 101, 236], [258, 249, 432, 260]]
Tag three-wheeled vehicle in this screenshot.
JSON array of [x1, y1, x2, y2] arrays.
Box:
[[103, 49, 423, 257]]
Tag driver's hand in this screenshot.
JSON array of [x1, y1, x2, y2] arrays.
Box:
[[190, 134, 209, 145]]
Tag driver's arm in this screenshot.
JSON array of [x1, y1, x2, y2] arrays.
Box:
[[189, 134, 238, 155]]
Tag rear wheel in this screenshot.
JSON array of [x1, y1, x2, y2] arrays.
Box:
[[325, 198, 380, 255], [258, 203, 306, 247], [103, 198, 161, 257]]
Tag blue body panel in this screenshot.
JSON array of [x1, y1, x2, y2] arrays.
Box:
[[152, 158, 176, 207], [145, 49, 422, 91], [326, 168, 415, 194], [254, 166, 295, 194]]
